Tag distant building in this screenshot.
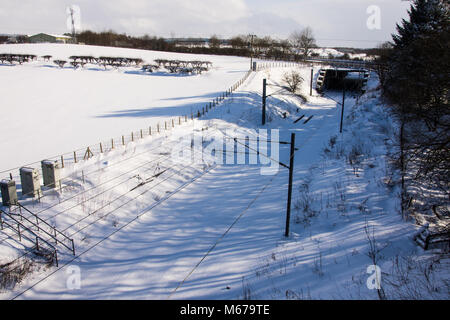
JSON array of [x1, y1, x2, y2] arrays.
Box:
[[164, 38, 230, 48], [0, 34, 28, 43], [165, 38, 209, 48], [28, 33, 72, 44]]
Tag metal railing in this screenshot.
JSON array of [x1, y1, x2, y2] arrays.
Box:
[[0, 209, 59, 266], [1, 204, 75, 255]]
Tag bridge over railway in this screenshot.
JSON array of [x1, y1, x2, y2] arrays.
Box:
[[305, 57, 378, 70], [316, 67, 370, 93]]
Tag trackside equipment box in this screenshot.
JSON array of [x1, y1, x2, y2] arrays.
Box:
[[19, 167, 41, 197], [0, 179, 18, 206], [41, 160, 61, 189]]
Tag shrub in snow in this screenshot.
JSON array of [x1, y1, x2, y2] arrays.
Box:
[[53, 60, 67, 68], [282, 70, 304, 93]]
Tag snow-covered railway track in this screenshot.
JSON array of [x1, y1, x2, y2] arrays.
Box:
[[1, 128, 220, 271], [13, 128, 220, 224], [11, 160, 218, 299]]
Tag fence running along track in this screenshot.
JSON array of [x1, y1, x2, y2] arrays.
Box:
[[11, 161, 219, 300], [0, 67, 257, 199], [0, 129, 222, 284], [1, 61, 306, 296], [0, 61, 310, 204], [0, 126, 221, 259], [1, 63, 259, 265], [1, 79, 265, 279]]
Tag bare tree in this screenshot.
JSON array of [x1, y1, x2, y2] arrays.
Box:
[[229, 36, 246, 49], [289, 27, 316, 58], [209, 35, 221, 50], [282, 70, 304, 93], [53, 60, 67, 68]]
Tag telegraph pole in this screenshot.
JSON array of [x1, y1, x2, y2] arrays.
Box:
[[340, 87, 346, 133], [285, 133, 296, 237], [262, 78, 267, 125]]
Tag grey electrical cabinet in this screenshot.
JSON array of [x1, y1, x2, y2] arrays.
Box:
[[41, 160, 61, 189], [19, 167, 41, 197], [0, 179, 18, 206]]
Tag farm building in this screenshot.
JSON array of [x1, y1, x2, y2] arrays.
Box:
[[28, 33, 72, 44]]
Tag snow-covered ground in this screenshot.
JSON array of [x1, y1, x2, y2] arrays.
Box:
[[0, 45, 448, 300], [310, 47, 373, 60]]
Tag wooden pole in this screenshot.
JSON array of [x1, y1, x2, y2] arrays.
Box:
[[74, 151, 77, 163], [61, 155, 64, 168], [100, 142, 103, 153], [285, 133, 296, 237], [54, 250, 58, 267], [310, 67, 313, 96]]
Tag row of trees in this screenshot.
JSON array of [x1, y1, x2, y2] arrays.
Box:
[[77, 31, 172, 52], [143, 59, 212, 74], [3, 29, 371, 61], [72, 28, 329, 61], [379, 0, 449, 215]]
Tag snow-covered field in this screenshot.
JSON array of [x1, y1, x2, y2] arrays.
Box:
[[0, 43, 249, 172], [310, 47, 373, 61], [0, 44, 448, 300]]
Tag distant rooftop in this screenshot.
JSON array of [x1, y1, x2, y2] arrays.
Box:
[[29, 33, 72, 39]]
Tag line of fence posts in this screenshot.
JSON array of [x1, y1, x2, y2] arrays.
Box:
[[2, 62, 300, 208], [0, 61, 302, 265], [1, 64, 254, 205]]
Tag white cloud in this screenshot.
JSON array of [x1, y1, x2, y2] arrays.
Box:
[[0, 0, 410, 47]]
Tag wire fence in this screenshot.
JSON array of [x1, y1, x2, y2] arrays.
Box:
[[0, 61, 305, 204], [0, 60, 308, 293]]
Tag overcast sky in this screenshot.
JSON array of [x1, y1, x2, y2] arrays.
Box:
[[0, 0, 412, 48]]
